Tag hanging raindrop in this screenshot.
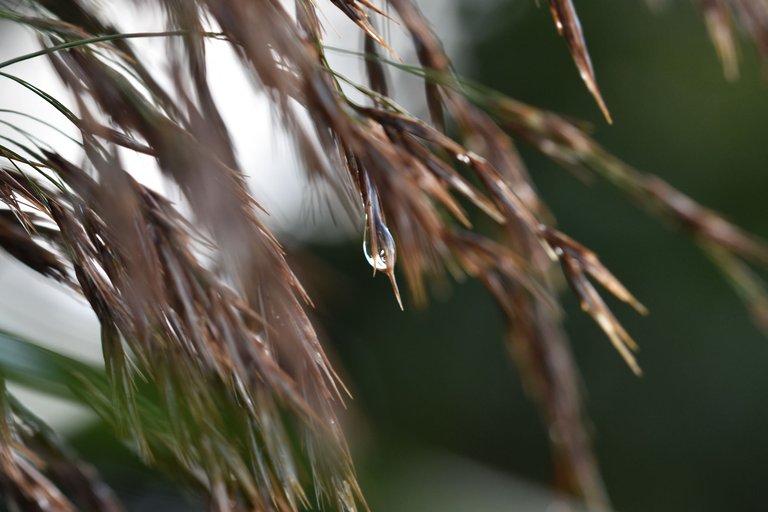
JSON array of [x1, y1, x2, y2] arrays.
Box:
[[363, 220, 396, 272], [362, 213, 403, 310], [362, 172, 403, 310]]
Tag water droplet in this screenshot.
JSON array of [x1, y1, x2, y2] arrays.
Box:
[[456, 153, 471, 164], [363, 212, 404, 310], [363, 220, 396, 272], [361, 175, 404, 310]]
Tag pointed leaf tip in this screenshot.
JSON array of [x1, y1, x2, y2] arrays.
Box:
[[548, 0, 612, 123]]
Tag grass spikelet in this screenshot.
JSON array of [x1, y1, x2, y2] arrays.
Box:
[[547, 0, 612, 123]]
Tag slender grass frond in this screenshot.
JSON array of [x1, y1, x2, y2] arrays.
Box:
[[0, 376, 122, 512], [546, 0, 612, 123], [698, 0, 768, 80]]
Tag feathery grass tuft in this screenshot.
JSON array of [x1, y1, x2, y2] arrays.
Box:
[[0, 1, 766, 510]]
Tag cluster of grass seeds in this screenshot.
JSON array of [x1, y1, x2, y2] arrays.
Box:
[[0, 1, 766, 510]]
